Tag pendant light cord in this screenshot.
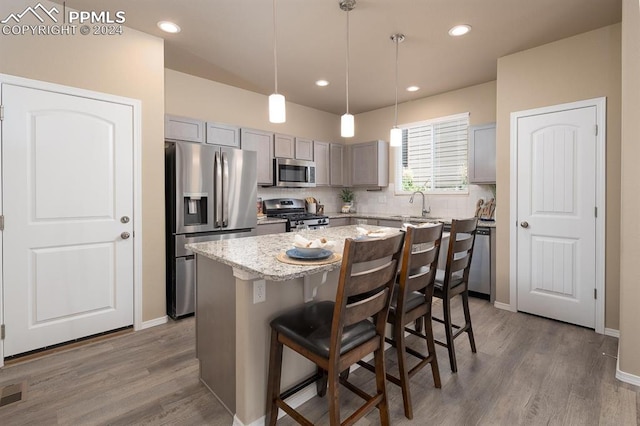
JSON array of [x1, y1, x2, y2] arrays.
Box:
[[394, 35, 398, 127], [345, 9, 350, 115], [273, 0, 278, 94]]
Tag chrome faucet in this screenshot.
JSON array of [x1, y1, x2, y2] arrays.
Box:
[[409, 191, 431, 217]]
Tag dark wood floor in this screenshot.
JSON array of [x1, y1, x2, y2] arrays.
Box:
[[1, 297, 637, 425]]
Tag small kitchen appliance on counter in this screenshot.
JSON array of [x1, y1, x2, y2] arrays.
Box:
[[263, 198, 329, 231]]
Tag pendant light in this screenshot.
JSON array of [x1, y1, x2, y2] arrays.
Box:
[[340, 0, 356, 138], [389, 33, 405, 147], [269, 0, 286, 123]]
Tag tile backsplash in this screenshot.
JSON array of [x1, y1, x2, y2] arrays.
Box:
[[258, 183, 496, 219]]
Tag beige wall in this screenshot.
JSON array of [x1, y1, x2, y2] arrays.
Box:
[[495, 24, 622, 329], [0, 0, 166, 321], [619, 0, 640, 376], [356, 80, 497, 186], [165, 69, 341, 142]]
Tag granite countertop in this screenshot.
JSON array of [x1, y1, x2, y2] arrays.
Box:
[[187, 225, 397, 281], [325, 212, 496, 228]]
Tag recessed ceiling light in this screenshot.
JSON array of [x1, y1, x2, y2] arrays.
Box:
[[406, 86, 420, 92], [315, 80, 329, 87], [448, 24, 471, 37], [157, 21, 181, 33]]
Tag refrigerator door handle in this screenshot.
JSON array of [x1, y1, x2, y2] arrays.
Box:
[[222, 151, 229, 227], [214, 151, 222, 228]]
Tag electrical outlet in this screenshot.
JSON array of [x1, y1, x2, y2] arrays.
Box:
[[253, 280, 266, 304]]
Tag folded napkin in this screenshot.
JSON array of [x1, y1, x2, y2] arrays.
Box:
[[402, 222, 440, 230], [293, 234, 336, 250], [355, 227, 397, 238]]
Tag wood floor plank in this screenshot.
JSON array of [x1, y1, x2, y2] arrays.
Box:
[[0, 297, 636, 425]]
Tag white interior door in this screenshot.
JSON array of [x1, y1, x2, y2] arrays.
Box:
[[516, 106, 597, 328], [2, 83, 134, 357]]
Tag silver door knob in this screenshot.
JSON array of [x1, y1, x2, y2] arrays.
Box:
[[121, 216, 130, 224], [121, 232, 131, 239], [520, 221, 529, 228]]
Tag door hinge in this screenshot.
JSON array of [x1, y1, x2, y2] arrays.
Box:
[[594, 207, 597, 218], [0, 215, 4, 231], [0, 105, 4, 121], [594, 288, 597, 299], [1, 324, 5, 340], [595, 124, 598, 136]]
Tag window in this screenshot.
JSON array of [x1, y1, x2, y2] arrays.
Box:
[[395, 112, 469, 194]]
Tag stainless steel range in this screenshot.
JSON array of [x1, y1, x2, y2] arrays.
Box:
[[263, 198, 329, 231]]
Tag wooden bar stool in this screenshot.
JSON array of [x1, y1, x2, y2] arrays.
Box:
[[265, 232, 405, 426], [433, 217, 478, 373], [357, 223, 443, 419]]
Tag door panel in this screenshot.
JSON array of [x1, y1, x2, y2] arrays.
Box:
[[516, 106, 596, 328], [2, 83, 134, 356]]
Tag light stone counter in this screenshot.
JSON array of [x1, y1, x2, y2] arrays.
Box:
[[325, 212, 497, 228], [187, 224, 380, 281]]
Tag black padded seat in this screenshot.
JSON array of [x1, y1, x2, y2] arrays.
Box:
[[270, 301, 376, 358], [389, 284, 426, 315]]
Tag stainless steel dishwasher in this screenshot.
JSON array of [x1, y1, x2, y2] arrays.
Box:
[[441, 225, 491, 300]]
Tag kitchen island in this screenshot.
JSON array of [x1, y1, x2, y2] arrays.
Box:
[[186, 225, 392, 426]]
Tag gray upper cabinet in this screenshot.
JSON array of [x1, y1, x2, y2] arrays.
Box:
[[313, 141, 330, 186], [206, 122, 240, 147], [165, 114, 205, 143], [295, 138, 314, 161], [330, 143, 344, 186], [274, 133, 295, 158], [241, 128, 274, 185], [351, 140, 388, 187], [468, 123, 496, 184]]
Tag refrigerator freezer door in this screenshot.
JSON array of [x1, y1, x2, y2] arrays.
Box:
[[221, 147, 257, 230]]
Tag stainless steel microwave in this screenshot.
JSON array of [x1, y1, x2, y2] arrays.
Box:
[[273, 158, 316, 187]]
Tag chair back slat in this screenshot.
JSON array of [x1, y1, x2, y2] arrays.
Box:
[[345, 260, 398, 298], [396, 224, 444, 314], [330, 232, 405, 357], [343, 288, 389, 327], [442, 218, 478, 292]]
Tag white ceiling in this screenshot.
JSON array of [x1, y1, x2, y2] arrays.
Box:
[[55, 0, 621, 115]]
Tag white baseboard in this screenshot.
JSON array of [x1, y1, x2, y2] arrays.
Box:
[[493, 301, 516, 312], [616, 346, 640, 387], [604, 328, 620, 338], [140, 316, 168, 329]]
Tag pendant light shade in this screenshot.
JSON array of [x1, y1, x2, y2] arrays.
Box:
[[269, 94, 286, 124], [269, 0, 286, 123], [341, 113, 354, 138], [340, 0, 356, 138], [389, 33, 405, 147], [390, 127, 402, 146]]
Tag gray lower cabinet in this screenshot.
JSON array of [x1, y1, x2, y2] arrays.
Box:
[[257, 222, 286, 235], [376, 219, 402, 228], [328, 217, 350, 227]]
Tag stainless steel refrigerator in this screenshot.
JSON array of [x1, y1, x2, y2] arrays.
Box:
[[165, 141, 257, 318]]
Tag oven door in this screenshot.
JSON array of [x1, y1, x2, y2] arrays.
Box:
[[274, 158, 316, 187]]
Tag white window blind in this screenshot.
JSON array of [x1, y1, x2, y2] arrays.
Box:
[[396, 113, 469, 193]]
